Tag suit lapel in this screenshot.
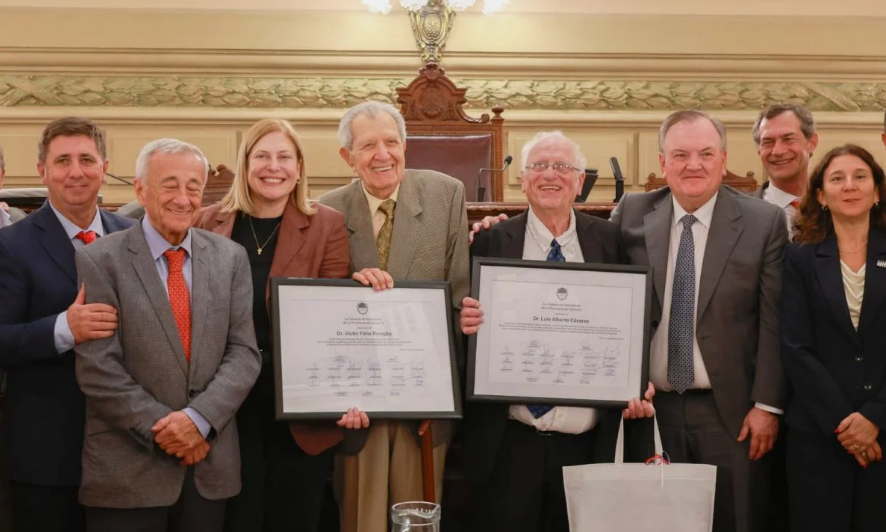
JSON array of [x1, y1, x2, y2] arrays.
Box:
[[857, 228, 886, 339], [387, 175, 421, 279], [100, 210, 129, 235], [269, 201, 309, 279], [697, 190, 744, 320], [643, 193, 672, 309], [189, 231, 210, 379], [501, 212, 528, 259], [575, 212, 603, 263], [815, 234, 860, 345], [128, 227, 190, 377], [32, 204, 78, 283], [342, 181, 380, 271]]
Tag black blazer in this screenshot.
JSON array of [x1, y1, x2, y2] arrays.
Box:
[[0, 203, 133, 486], [462, 210, 645, 485], [780, 228, 886, 437]]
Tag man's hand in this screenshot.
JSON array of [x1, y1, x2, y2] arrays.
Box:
[[152, 411, 206, 457], [352, 268, 394, 291], [623, 382, 656, 419], [0, 201, 9, 212], [337, 407, 370, 430], [469, 214, 508, 244], [836, 412, 880, 453], [68, 284, 119, 344], [178, 440, 210, 467], [460, 297, 484, 335], [737, 407, 779, 460]]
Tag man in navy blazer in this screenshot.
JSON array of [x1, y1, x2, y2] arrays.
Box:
[[0, 117, 133, 532]]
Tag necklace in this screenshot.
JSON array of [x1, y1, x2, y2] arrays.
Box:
[[248, 216, 282, 255], [838, 242, 867, 254]]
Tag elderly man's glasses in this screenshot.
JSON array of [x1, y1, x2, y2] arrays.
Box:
[[525, 162, 582, 175]]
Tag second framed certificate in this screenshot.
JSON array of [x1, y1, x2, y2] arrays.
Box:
[[467, 257, 652, 408], [270, 278, 462, 421]]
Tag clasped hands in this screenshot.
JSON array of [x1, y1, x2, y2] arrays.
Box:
[[835, 412, 881, 468], [152, 411, 209, 467]]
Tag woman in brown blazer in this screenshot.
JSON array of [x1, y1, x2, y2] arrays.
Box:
[[197, 118, 368, 532]]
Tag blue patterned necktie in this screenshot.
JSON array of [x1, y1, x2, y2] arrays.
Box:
[[526, 239, 567, 419], [668, 214, 697, 393]]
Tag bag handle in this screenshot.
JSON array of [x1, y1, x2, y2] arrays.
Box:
[[614, 412, 663, 464]]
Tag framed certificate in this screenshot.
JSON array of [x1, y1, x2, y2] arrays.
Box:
[[270, 278, 462, 420], [467, 257, 652, 408]]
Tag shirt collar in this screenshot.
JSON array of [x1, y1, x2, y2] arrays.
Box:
[[526, 207, 577, 251], [362, 183, 400, 217], [0, 207, 10, 228], [48, 200, 104, 240], [142, 215, 192, 261], [672, 192, 718, 229], [762, 181, 800, 209]]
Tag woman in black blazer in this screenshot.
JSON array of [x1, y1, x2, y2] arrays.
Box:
[[781, 144, 886, 532]]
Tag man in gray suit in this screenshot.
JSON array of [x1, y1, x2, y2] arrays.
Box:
[[609, 110, 788, 532], [319, 101, 470, 532], [751, 104, 818, 235], [73, 138, 261, 532]]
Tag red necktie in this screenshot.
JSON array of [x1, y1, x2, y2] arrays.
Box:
[[163, 248, 191, 363], [74, 230, 97, 245], [789, 199, 801, 209]]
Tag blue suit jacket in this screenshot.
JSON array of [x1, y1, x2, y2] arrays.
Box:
[[0, 203, 134, 486], [780, 227, 886, 438]]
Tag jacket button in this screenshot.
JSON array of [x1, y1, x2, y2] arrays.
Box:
[[189, 390, 198, 398], [856, 356, 864, 362], [864, 384, 873, 391]]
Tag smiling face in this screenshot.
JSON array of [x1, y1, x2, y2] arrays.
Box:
[[247, 130, 300, 209], [136, 151, 205, 246], [816, 154, 878, 223], [757, 111, 818, 187], [521, 137, 584, 216], [659, 118, 726, 212], [338, 112, 406, 199], [37, 134, 107, 220]]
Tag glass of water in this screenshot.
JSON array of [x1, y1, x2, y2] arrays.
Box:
[[390, 501, 441, 532]]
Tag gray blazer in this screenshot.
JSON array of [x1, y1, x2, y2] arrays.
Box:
[[74, 224, 261, 508], [609, 185, 788, 438], [319, 169, 470, 446]]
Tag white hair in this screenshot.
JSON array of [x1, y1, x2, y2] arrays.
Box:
[[337, 101, 407, 151], [134, 138, 210, 185], [520, 131, 587, 173]]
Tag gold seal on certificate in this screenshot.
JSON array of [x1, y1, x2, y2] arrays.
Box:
[[270, 278, 462, 420], [467, 257, 652, 408]]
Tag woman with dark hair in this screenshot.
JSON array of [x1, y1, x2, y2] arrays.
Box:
[[781, 144, 886, 532]]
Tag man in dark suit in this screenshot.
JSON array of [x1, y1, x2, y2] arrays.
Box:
[[751, 104, 818, 236], [609, 110, 788, 532], [73, 139, 261, 532], [0, 117, 134, 532], [459, 131, 654, 532]]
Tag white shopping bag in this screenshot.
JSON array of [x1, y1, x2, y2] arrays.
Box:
[[563, 416, 716, 532]]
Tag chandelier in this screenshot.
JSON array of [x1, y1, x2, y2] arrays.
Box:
[[363, 0, 509, 63]]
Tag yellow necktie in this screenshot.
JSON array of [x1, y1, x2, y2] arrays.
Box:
[[376, 199, 396, 270]]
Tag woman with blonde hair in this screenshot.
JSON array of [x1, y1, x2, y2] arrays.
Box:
[[197, 118, 368, 532], [780, 144, 886, 532]]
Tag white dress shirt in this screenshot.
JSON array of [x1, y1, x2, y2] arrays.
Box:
[[0, 207, 10, 228], [362, 183, 400, 240], [508, 207, 599, 434], [650, 193, 782, 415], [762, 182, 799, 236]]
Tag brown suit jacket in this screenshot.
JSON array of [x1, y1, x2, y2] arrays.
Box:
[[197, 200, 351, 455]]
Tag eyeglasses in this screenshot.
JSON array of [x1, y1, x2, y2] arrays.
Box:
[[525, 162, 582, 175]]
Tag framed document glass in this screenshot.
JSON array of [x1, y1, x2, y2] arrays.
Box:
[[468, 257, 652, 408], [271, 278, 462, 420]]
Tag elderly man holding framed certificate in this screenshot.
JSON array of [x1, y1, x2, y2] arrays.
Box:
[[460, 131, 655, 532]]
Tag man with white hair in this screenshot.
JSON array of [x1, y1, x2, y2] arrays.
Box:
[[459, 131, 654, 532], [73, 138, 261, 532], [0, 144, 27, 228], [319, 101, 470, 532]]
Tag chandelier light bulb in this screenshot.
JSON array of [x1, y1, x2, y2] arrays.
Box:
[[363, 0, 393, 14]]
